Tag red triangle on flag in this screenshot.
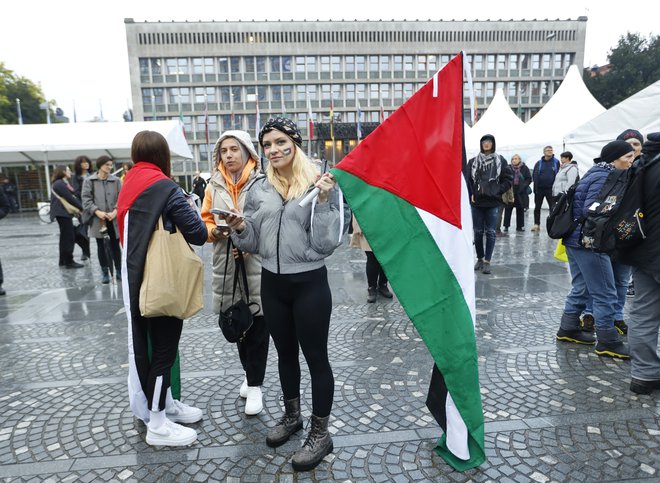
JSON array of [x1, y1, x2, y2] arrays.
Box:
[[335, 54, 464, 228]]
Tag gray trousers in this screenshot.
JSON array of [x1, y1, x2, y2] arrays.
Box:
[[629, 268, 660, 381]]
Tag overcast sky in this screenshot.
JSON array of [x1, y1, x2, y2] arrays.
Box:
[[1, 0, 657, 122]]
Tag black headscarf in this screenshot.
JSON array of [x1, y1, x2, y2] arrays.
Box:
[[258, 117, 303, 147]]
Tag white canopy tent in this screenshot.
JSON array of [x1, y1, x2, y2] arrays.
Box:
[[523, 65, 606, 147], [0, 120, 193, 193], [466, 88, 525, 158], [564, 80, 660, 172]]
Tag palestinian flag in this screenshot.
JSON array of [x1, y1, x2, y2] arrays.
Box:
[[332, 53, 484, 470]]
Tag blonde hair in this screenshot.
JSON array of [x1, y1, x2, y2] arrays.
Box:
[[266, 146, 318, 200]]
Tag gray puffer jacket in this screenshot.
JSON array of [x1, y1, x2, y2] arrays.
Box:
[[231, 178, 343, 274]]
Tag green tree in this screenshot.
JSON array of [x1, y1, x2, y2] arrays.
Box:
[[0, 63, 55, 124], [584, 33, 660, 108]]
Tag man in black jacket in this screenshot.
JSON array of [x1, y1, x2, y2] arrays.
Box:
[[465, 134, 513, 274], [618, 132, 660, 395], [0, 186, 9, 295], [531, 146, 560, 232]]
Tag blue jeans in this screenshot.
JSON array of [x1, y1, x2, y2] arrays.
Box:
[[612, 261, 631, 320], [564, 246, 618, 333], [471, 206, 498, 261]]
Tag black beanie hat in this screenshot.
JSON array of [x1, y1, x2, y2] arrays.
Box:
[[258, 117, 303, 147], [616, 129, 643, 144], [594, 140, 634, 164]]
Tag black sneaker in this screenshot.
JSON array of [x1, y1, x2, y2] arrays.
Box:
[[65, 262, 84, 269], [556, 328, 596, 345], [595, 341, 630, 359], [377, 285, 393, 299], [614, 320, 628, 335], [630, 377, 660, 395], [579, 313, 595, 333]]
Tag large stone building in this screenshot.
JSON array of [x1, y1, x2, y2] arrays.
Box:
[[125, 18, 587, 167]]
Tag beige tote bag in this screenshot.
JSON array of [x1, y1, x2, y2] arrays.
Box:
[[139, 216, 203, 319]]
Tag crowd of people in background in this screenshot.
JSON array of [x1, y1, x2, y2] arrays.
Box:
[[0, 119, 657, 470]]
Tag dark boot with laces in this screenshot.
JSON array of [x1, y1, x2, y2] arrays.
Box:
[[292, 414, 334, 472], [266, 397, 303, 448]]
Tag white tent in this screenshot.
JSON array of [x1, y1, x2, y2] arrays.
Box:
[[0, 120, 192, 193], [466, 88, 525, 158], [524, 65, 606, 146], [564, 80, 660, 172]]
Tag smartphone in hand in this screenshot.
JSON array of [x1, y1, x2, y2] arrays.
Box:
[[210, 208, 244, 219]]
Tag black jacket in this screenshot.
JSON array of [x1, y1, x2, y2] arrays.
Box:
[[618, 134, 660, 282], [532, 156, 560, 191], [50, 179, 83, 219], [0, 185, 9, 220]]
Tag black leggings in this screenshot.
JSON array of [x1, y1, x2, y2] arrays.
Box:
[[144, 316, 183, 412], [261, 266, 334, 417], [366, 251, 388, 288], [56, 217, 78, 265], [237, 315, 269, 386]]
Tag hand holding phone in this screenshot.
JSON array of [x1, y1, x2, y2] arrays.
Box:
[[210, 208, 244, 219]]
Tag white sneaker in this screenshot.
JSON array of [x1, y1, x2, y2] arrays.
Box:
[[166, 399, 203, 424], [146, 419, 197, 447], [245, 386, 263, 416], [239, 377, 248, 399]]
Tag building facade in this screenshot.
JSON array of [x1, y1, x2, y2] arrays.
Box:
[[125, 18, 587, 169]]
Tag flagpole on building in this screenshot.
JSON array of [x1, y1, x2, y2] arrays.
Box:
[[72, 100, 77, 123], [255, 101, 261, 156], [205, 95, 211, 174], [356, 99, 362, 143], [330, 97, 335, 166], [16, 99, 23, 125], [307, 92, 314, 158]]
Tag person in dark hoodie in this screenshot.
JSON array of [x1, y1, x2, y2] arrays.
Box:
[[465, 134, 513, 274], [617, 132, 660, 394], [531, 146, 560, 232]]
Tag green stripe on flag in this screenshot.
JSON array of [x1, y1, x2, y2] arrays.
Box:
[[334, 169, 485, 470]]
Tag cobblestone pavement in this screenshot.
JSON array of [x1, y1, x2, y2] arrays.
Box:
[[0, 213, 658, 482]]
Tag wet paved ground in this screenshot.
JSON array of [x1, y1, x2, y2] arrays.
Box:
[[0, 212, 658, 482]]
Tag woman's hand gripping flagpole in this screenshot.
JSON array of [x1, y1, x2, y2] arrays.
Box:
[[299, 172, 336, 207]]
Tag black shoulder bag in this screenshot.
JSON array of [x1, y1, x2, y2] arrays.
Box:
[[218, 239, 261, 343]]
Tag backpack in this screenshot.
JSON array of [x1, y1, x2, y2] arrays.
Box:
[[546, 181, 579, 239], [610, 153, 660, 252], [580, 168, 633, 253]]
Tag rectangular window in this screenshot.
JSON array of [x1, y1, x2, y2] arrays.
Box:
[[255, 56, 266, 73], [166, 58, 178, 75], [296, 85, 306, 101], [321, 84, 331, 100], [404, 55, 413, 71], [532, 54, 541, 69], [369, 55, 379, 71], [346, 84, 355, 100], [417, 55, 427, 71], [553, 54, 562, 70], [356, 83, 366, 100], [345, 56, 355, 72], [307, 84, 317, 100], [531, 81, 540, 96], [320, 56, 330, 72], [231, 86, 242, 102], [306, 56, 317, 72], [542, 54, 551, 69], [380, 55, 390, 71], [394, 83, 403, 99], [380, 83, 390, 99], [497, 55, 506, 70], [393, 55, 402, 71], [403, 83, 413, 98], [509, 54, 518, 70], [295, 56, 305, 73], [486, 82, 494, 98], [508, 82, 517, 98], [428, 55, 437, 72], [271, 56, 281, 72], [244, 57, 255, 73], [473, 55, 484, 71], [356, 56, 366, 72], [370, 83, 379, 99], [282, 56, 292, 72], [139, 58, 150, 76], [331, 56, 342, 72], [520, 54, 529, 69], [271, 85, 282, 101], [218, 57, 229, 74], [486, 55, 495, 70]]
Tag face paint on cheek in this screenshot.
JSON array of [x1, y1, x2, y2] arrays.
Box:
[[282, 148, 292, 156]]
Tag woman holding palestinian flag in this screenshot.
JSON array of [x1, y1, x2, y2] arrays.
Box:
[[220, 117, 343, 472]]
